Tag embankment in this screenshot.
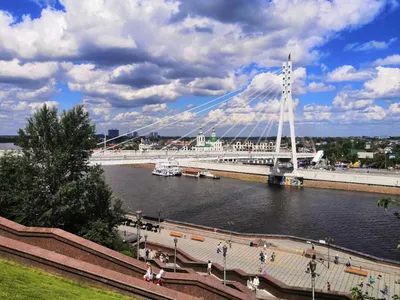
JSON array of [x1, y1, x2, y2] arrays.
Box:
[[127, 163, 400, 194]]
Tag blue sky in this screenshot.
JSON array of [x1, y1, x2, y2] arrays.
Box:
[[0, 0, 399, 137]]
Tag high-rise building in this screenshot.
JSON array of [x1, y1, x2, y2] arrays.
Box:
[[108, 129, 119, 138]]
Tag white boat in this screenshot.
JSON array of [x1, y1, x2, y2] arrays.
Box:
[[199, 169, 220, 179], [152, 160, 181, 177]]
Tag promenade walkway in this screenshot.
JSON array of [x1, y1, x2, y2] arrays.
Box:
[[120, 221, 400, 298]]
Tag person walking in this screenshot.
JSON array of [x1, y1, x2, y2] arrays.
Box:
[[217, 242, 222, 254], [327, 282, 331, 291], [207, 260, 212, 275]]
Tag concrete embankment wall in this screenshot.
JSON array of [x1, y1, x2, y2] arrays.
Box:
[[176, 162, 400, 194]]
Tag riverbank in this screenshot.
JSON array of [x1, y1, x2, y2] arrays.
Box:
[[127, 163, 400, 194]]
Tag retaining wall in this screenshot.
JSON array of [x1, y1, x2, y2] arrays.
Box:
[[0, 217, 253, 300]]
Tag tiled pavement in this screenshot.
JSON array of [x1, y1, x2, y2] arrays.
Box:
[[120, 223, 400, 298]]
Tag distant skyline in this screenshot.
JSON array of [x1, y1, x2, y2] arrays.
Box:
[[0, 0, 399, 137]]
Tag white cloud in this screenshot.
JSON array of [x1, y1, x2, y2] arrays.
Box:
[[388, 102, 400, 114], [308, 82, 336, 92], [373, 54, 400, 66], [142, 103, 169, 114], [326, 65, 375, 82], [0, 0, 397, 134], [0, 59, 59, 83], [344, 38, 397, 51], [362, 66, 400, 98]]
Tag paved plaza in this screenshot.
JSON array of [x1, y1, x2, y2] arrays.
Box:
[[120, 221, 400, 298]]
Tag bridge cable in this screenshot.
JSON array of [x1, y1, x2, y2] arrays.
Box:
[[97, 85, 249, 146], [105, 70, 282, 151], [163, 74, 282, 152]]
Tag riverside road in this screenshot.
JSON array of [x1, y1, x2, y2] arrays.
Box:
[[104, 166, 400, 262]]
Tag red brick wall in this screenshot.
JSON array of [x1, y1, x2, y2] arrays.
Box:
[[0, 218, 251, 300]]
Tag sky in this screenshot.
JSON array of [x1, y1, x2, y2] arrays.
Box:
[[0, 0, 399, 137]]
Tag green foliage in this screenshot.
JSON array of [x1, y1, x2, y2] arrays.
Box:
[[378, 197, 400, 249], [0, 258, 135, 300], [0, 105, 127, 251], [351, 287, 399, 300]]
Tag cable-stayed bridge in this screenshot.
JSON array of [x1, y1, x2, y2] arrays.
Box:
[[91, 56, 320, 177]]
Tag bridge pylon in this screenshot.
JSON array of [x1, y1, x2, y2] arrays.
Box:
[[270, 54, 303, 186]]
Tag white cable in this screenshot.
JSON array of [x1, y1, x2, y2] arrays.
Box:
[[97, 85, 249, 146], [167, 75, 282, 154], [216, 81, 281, 143], [242, 89, 281, 145], [108, 69, 282, 150], [227, 87, 280, 148], [163, 76, 280, 150]]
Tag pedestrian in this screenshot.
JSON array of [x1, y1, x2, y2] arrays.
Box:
[[334, 254, 339, 264], [207, 260, 212, 275], [327, 282, 331, 291], [165, 254, 169, 264], [217, 242, 222, 254], [253, 275, 260, 292], [359, 278, 364, 288], [156, 269, 164, 286], [264, 243, 267, 251], [271, 252, 276, 262], [259, 251, 265, 263], [312, 243, 315, 250], [145, 248, 150, 261]]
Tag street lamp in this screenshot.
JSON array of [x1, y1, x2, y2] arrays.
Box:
[[325, 237, 334, 269], [223, 245, 228, 285], [144, 234, 148, 261], [309, 258, 317, 300], [173, 237, 178, 273], [136, 210, 142, 260], [157, 210, 162, 233], [227, 221, 234, 248]]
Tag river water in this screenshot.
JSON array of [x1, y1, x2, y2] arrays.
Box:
[[103, 165, 400, 262]]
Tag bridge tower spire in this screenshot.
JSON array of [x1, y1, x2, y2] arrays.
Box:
[[275, 54, 298, 172]]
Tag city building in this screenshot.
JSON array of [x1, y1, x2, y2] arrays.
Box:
[[194, 127, 223, 151], [108, 129, 119, 138], [233, 141, 275, 151], [127, 131, 138, 138], [147, 132, 159, 138]]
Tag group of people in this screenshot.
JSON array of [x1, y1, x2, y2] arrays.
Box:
[[259, 250, 276, 263], [145, 248, 169, 264], [247, 276, 260, 292], [143, 262, 165, 286]]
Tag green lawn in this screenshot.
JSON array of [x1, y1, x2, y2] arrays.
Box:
[[0, 258, 135, 300]]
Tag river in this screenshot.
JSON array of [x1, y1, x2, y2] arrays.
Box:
[[103, 165, 400, 262]]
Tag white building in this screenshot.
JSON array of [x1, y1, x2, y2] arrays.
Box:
[[233, 141, 275, 151], [194, 127, 223, 151]]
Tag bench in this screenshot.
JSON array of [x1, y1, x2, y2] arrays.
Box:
[[170, 231, 183, 238], [191, 235, 205, 242], [345, 267, 368, 277]]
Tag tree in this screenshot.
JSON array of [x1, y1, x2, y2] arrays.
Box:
[[0, 105, 128, 252]]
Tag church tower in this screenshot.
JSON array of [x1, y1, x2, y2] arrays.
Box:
[[196, 126, 205, 147], [211, 127, 217, 142]]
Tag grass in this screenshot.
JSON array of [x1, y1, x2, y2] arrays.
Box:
[[0, 258, 135, 300]]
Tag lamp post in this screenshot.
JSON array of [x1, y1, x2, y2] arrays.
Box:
[[157, 210, 162, 233], [174, 237, 178, 273], [309, 258, 317, 300], [223, 244, 228, 285], [144, 234, 148, 261], [325, 237, 334, 269], [227, 221, 234, 248], [136, 210, 142, 261]]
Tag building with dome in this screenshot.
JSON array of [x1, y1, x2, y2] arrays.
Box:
[[194, 126, 223, 151]]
